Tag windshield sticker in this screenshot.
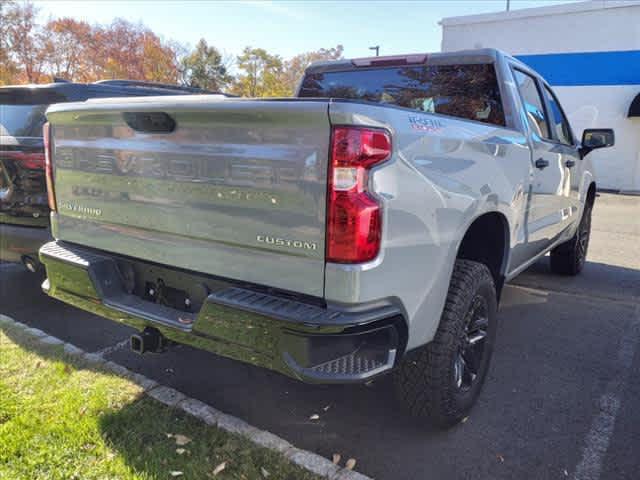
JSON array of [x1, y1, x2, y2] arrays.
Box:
[[409, 115, 444, 132]]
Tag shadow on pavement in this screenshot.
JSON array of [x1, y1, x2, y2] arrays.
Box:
[[512, 257, 640, 302], [0, 263, 135, 352]]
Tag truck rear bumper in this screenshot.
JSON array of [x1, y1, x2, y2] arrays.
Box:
[[0, 223, 51, 264], [39, 241, 405, 383]]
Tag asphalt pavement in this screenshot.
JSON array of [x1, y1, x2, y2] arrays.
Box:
[[1, 193, 639, 480]]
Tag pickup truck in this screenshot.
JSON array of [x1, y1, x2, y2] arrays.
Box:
[[39, 49, 614, 427], [0, 80, 218, 271]]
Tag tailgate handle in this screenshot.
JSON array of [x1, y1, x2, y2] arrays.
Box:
[[123, 112, 176, 133]]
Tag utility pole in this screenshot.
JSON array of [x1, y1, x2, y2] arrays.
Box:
[[506, 0, 510, 11], [369, 46, 380, 56]]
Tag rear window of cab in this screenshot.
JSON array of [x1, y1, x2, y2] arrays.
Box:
[[299, 63, 506, 127]]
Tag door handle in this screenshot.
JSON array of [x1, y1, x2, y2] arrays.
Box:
[[535, 158, 549, 169], [565, 160, 576, 168]]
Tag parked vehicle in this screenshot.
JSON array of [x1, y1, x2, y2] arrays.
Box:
[[38, 49, 614, 427], [0, 80, 221, 270]]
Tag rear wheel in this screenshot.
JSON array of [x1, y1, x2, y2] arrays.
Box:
[[550, 201, 593, 275], [394, 259, 497, 428]]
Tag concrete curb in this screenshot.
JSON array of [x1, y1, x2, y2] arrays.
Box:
[[0, 314, 372, 480]]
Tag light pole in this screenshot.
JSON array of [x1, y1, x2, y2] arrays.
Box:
[[369, 46, 380, 57]]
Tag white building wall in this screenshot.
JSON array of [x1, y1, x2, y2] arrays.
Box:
[[554, 86, 640, 191], [441, 0, 640, 192], [441, 1, 640, 55]]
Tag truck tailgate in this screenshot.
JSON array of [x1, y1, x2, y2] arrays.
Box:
[[46, 98, 330, 297]]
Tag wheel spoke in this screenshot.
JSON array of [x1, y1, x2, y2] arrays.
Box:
[[467, 330, 486, 346], [462, 365, 477, 386], [454, 295, 490, 391], [462, 346, 481, 374], [454, 353, 464, 388]]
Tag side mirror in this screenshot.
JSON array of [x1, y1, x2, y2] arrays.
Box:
[[580, 129, 614, 157]]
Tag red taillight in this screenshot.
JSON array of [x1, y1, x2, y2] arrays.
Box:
[[3, 151, 45, 170], [326, 126, 391, 263], [43, 122, 57, 212]]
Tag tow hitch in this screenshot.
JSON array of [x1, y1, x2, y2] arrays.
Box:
[[130, 327, 166, 354]]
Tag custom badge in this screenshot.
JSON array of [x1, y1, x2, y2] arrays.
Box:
[[408, 115, 444, 132]]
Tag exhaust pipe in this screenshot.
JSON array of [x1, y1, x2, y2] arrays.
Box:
[[21, 256, 39, 273], [130, 327, 165, 354]]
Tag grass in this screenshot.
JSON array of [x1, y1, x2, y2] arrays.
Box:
[[0, 324, 320, 480]]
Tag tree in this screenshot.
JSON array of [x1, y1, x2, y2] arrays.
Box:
[[93, 18, 180, 83], [1, 5, 181, 85], [0, 1, 19, 84], [0, 3, 344, 91], [282, 45, 343, 95], [180, 39, 231, 92], [231, 47, 289, 98], [41, 17, 93, 82], [3, 1, 46, 83]]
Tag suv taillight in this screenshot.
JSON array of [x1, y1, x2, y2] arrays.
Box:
[[43, 122, 57, 212], [326, 126, 391, 263]]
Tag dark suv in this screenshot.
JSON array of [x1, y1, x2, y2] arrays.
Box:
[[0, 80, 219, 270]]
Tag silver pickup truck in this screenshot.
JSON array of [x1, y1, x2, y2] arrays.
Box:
[[39, 49, 614, 427]]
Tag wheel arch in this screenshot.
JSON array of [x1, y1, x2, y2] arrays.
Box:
[[455, 211, 510, 301]]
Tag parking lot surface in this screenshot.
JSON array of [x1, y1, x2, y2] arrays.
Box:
[[2, 193, 639, 480]]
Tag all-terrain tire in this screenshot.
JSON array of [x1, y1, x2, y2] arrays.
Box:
[[394, 259, 497, 428], [550, 200, 593, 276]]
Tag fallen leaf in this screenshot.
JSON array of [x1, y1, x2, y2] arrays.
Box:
[[213, 461, 227, 476], [345, 458, 357, 470], [564, 470, 569, 477], [176, 448, 186, 455], [461, 417, 468, 424], [260, 466, 270, 478], [173, 434, 192, 446], [170, 472, 183, 477], [323, 405, 331, 412], [309, 414, 320, 420], [497, 454, 505, 463], [332, 453, 341, 465]]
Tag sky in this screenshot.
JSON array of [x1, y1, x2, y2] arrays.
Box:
[[33, 0, 578, 60]]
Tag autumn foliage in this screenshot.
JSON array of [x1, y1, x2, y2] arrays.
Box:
[[1, 2, 181, 84], [0, 1, 343, 96]]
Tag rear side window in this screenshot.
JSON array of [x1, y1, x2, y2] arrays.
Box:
[[0, 104, 48, 138], [543, 85, 573, 145], [512, 70, 550, 140], [299, 64, 506, 127]]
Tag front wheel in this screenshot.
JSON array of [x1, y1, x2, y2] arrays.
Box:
[[394, 259, 497, 428], [550, 201, 593, 275]]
